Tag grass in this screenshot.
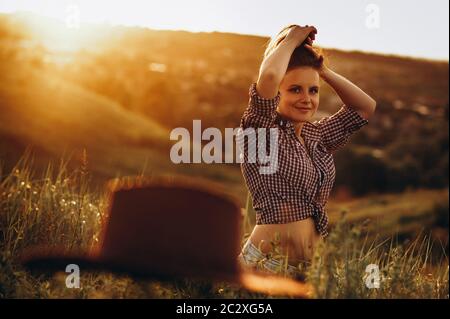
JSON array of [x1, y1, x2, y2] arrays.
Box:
[[0, 154, 448, 299], [307, 216, 448, 298], [327, 188, 449, 241]]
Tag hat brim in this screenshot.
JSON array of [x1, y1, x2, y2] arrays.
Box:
[[19, 247, 314, 298], [20, 246, 208, 282], [236, 271, 314, 298]]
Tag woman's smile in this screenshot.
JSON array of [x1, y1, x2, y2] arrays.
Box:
[[292, 104, 312, 112]]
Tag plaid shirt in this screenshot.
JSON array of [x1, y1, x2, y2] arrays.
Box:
[[239, 82, 369, 237]]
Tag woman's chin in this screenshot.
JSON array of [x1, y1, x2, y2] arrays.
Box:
[[280, 110, 312, 123], [289, 113, 311, 123]]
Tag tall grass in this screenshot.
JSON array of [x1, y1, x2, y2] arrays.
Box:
[[0, 153, 448, 298], [0, 151, 111, 298], [0, 151, 103, 256], [307, 215, 449, 298]]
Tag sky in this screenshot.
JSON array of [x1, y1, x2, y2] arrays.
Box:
[[0, 0, 448, 60]]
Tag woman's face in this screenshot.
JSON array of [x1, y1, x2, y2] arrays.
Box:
[[277, 66, 320, 124]]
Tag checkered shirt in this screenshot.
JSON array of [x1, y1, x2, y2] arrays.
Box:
[[238, 82, 369, 237]]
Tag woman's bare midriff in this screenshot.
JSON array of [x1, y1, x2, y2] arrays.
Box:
[[248, 217, 322, 264]]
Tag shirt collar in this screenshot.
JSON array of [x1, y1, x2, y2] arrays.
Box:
[[274, 111, 321, 142]]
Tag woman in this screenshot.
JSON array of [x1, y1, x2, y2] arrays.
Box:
[[238, 24, 376, 277]]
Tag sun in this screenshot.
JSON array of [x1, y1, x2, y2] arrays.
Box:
[[17, 11, 110, 53]]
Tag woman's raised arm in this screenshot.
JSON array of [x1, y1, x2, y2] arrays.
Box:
[[256, 25, 317, 99], [318, 66, 377, 120]]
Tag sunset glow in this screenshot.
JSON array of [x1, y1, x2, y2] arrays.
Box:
[[0, 0, 448, 59]]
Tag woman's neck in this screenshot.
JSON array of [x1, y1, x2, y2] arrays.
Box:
[[294, 122, 304, 138]]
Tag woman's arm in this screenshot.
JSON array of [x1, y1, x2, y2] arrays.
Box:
[[257, 26, 317, 99], [318, 66, 377, 120]]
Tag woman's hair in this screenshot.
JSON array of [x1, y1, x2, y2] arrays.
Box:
[[264, 24, 325, 72]]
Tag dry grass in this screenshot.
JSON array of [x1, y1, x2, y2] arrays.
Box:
[[0, 154, 448, 298]]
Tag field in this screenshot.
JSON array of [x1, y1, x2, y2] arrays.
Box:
[[0, 155, 447, 299], [0, 13, 448, 299]]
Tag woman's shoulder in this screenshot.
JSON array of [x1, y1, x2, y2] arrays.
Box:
[[302, 121, 321, 143]]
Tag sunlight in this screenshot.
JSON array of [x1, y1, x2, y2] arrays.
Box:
[[36, 26, 99, 53], [19, 11, 110, 53], [0, 0, 448, 59], [0, 0, 222, 32], [3, 0, 220, 53]]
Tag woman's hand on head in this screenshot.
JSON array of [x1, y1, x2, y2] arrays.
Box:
[[304, 42, 329, 75], [284, 25, 317, 48]]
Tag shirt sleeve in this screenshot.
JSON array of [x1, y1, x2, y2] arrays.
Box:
[[314, 104, 369, 153], [240, 82, 281, 129]]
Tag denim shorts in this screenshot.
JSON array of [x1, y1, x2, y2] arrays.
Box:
[[237, 240, 300, 278]]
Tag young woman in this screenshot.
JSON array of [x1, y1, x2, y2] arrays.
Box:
[[238, 24, 376, 277]]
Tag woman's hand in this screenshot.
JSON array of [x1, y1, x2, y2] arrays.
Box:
[[284, 25, 318, 48], [304, 42, 328, 75], [255, 25, 318, 99]]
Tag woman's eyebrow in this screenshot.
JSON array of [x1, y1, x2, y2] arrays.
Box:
[[289, 84, 320, 89]]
